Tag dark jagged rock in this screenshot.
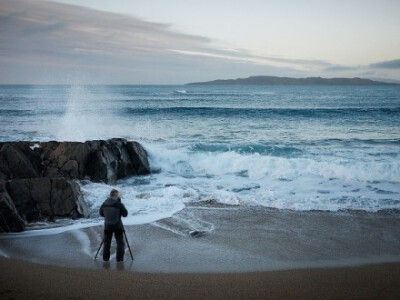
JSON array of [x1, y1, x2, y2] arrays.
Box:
[[50, 178, 90, 218], [0, 138, 150, 184], [40, 138, 150, 184], [41, 141, 91, 179], [126, 141, 151, 175], [5, 178, 89, 225], [189, 230, 207, 238], [0, 142, 41, 180], [0, 138, 149, 232], [6, 178, 51, 222], [0, 180, 25, 232]]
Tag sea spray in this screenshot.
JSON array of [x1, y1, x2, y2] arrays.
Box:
[[55, 85, 120, 141]]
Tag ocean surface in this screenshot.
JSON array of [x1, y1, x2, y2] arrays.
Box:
[[1, 84, 399, 230]]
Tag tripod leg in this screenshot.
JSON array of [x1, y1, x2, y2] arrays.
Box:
[[123, 230, 134, 260], [94, 237, 105, 260]]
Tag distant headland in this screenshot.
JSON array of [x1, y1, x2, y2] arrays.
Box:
[[187, 76, 398, 86]]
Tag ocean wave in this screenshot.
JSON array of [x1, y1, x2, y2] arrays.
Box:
[[0, 109, 36, 116], [173, 90, 188, 94], [189, 143, 303, 157], [0, 109, 63, 117], [319, 138, 400, 144], [123, 106, 400, 118], [149, 145, 400, 183], [144, 143, 400, 212]]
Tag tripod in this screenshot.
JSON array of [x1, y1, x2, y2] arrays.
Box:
[[94, 224, 134, 261]]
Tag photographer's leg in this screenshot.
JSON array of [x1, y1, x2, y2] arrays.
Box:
[[102, 229, 112, 261], [115, 229, 125, 262]]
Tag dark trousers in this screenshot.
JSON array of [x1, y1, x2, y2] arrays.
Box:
[[103, 228, 125, 261]]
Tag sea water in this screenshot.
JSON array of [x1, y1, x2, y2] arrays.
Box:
[[1, 84, 399, 229]]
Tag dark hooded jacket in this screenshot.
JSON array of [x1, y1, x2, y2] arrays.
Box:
[[99, 197, 128, 230]]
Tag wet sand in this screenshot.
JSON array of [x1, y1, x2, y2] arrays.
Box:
[[1, 206, 399, 272], [0, 258, 399, 299], [1, 205, 400, 298]]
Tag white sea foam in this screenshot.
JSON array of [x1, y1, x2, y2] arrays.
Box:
[[70, 229, 92, 257], [145, 143, 400, 212], [29, 143, 40, 150], [149, 144, 400, 183], [174, 90, 187, 94], [0, 248, 9, 258], [80, 180, 186, 225], [0, 221, 100, 238]]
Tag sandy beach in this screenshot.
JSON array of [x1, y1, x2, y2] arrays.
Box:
[[1, 206, 400, 299], [1, 258, 399, 299]]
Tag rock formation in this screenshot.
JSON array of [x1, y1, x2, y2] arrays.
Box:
[[5, 178, 89, 223], [0, 139, 150, 232], [0, 142, 41, 180], [0, 180, 25, 232], [0, 138, 150, 184]]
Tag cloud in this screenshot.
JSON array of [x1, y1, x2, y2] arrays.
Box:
[[323, 65, 358, 72], [360, 70, 376, 76], [0, 0, 398, 83], [323, 61, 400, 81], [178, 45, 334, 69], [0, 0, 337, 83], [0, 0, 221, 82], [0, 0, 210, 57], [369, 59, 400, 69]]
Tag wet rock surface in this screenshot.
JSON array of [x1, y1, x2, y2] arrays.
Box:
[[0, 180, 25, 232], [5, 178, 89, 225], [0, 139, 150, 232]]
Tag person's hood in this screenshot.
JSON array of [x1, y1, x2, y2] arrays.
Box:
[[104, 197, 119, 205]]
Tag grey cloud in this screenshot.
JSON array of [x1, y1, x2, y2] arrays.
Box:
[[369, 59, 400, 69], [254, 55, 331, 68], [0, 0, 379, 83], [189, 46, 332, 69], [21, 21, 67, 36], [0, 0, 211, 56], [324, 59, 400, 74], [0, 0, 308, 83], [324, 65, 358, 72], [360, 70, 376, 76]]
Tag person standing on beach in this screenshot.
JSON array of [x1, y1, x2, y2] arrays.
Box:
[[99, 189, 128, 262]]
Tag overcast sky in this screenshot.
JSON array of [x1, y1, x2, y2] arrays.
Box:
[[0, 0, 399, 84]]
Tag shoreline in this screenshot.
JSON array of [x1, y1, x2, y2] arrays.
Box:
[[1, 206, 399, 273], [1, 258, 399, 299]]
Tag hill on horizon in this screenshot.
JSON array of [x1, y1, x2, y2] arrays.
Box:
[[187, 76, 398, 86]]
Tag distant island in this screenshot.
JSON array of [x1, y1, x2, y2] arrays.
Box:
[[187, 76, 398, 86]]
